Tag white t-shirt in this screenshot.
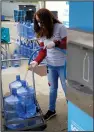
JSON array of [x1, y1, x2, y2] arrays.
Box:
[[40, 23, 67, 66]]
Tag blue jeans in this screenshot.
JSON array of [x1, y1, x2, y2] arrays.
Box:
[[47, 65, 66, 111]]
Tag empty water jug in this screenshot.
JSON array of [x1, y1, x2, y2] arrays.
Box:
[[20, 21, 24, 37], [20, 40, 24, 56], [22, 42, 25, 57], [33, 41, 37, 49], [9, 75, 22, 91], [15, 39, 20, 54], [24, 43, 28, 58], [27, 42, 33, 58], [25, 86, 36, 118], [17, 81, 36, 118], [12, 50, 20, 67], [1, 53, 7, 69], [16, 22, 20, 36], [26, 22, 35, 39], [4, 88, 25, 130], [22, 22, 26, 37]]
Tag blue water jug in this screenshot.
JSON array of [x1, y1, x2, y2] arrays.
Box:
[[25, 86, 36, 118], [18, 22, 22, 36], [15, 39, 21, 54], [26, 22, 34, 39], [20, 40, 24, 56], [27, 43, 31, 58], [23, 22, 27, 38], [36, 43, 40, 49], [22, 22, 26, 37], [12, 50, 20, 67], [31, 23, 35, 38], [9, 75, 22, 91], [24, 43, 28, 58], [1, 53, 7, 69], [27, 43, 32, 58], [27, 42, 33, 58], [4, 88, 25, 130], [33, 41, 37, 49], [17, 22, 20, 36], [20, 21, 23, 37], [26, 44, 28, 58], [17, 81, 36, 118], [23, 42, 27, 57]]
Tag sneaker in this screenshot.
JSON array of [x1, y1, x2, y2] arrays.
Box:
[[44, 110, 56, 121]]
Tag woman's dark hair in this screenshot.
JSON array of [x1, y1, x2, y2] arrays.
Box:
[[33, 8, 61, 38]]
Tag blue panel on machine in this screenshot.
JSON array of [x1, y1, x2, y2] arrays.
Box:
[[68, 101, 93, 131]]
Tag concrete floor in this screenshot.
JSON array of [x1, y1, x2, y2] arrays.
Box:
[[1, 20, 67, 132]]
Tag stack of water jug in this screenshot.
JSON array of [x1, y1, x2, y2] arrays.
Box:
[[1, 52, 7, 69], [14, 10, 26, 22], [4, 75, 36, 130], [15, 39, 40, 59], [15, 20, 40, 59], [1, 50, 21, 69], [17, 21, 35, 39]]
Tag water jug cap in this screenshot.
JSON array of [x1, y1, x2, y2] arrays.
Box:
[[16, 75, 20, 81], [22, 80, 26, 87], [12, 88, 17, 95]]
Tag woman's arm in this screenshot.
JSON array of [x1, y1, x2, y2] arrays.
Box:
[[34, 42, 47, 64], [54, 37, 67, 49], [54, 25, 67, 49]]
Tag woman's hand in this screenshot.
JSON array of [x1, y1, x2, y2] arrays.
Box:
[[44, 39, 55, 49], [28, 61, 38, 70]]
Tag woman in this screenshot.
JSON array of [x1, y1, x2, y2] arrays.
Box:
[[29, 8, 67, 121]]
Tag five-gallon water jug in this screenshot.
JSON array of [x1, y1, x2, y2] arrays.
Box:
[[1, 53, 7, 69], [23, 22, 28, 38], [22, 22, 26, 37], [20, 21, 23, 37], [31, 23, 35, 38], [20, 40, 24, 56], [17, 81, 36, 118], [22, 42, 26, 57], [16, 80, 28, 110], [26, 22, 34, 39], [36, 43, 40, 49], [33, 41, 37, 49], [25, 86, 36, 118], [9, 75, 22, 91], [17, 22, 21, 36], [24, 43, 28, 58], [27, 42, 33, 58], [4, 88, 25, 130], [16, 22, 20, 36], [15, 39, 20, 54], [27, 43, 32, 58], [12, 50, 20, 67]]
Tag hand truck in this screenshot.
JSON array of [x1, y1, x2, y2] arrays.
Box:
[[1, 48, 47, 131]]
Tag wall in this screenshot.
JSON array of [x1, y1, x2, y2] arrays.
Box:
[[2, 1, 39, 17]]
